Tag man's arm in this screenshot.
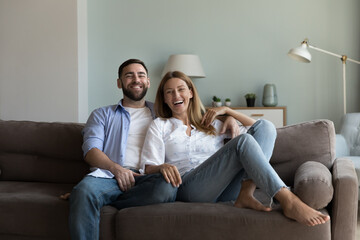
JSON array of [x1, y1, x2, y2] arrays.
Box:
[[85, 148, 140, 192]]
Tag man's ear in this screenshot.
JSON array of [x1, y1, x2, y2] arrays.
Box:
[[147, 77, 150, 88], [117, 78, 122, 89]]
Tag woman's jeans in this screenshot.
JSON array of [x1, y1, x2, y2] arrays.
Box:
[[177, 119, 286, 203], [69, 173, 176, 240]]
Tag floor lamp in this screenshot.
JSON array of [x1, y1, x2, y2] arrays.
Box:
[[288, 38, 360, 115]]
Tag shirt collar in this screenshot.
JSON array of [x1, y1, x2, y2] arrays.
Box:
[[115, 99, 156, 119]]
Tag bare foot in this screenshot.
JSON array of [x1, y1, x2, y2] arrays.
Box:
[[60, 192, 71, 200], [234, 193, 272, 212], [276, 188, 330, 226]]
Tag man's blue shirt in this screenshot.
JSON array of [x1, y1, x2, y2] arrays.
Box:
[[82, 100, 155, 178]]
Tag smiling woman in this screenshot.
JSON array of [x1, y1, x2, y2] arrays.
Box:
[[141, 70, 331, 227]]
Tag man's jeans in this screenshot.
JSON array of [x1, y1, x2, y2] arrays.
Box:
[[177, 119, 285, 203], [69, 173, 176, 240]]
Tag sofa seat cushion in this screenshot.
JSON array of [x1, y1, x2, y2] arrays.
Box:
[[0, 181, 74, 239], [115, 202, 331, 240]]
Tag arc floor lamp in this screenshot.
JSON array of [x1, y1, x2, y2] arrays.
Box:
[[288, 38, 360, 115]]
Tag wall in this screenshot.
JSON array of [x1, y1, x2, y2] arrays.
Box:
[[0, 0, 78, 122], [87, 0, 360, 128]]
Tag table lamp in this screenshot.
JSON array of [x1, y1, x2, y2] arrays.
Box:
[[162, 54, 206, 78]]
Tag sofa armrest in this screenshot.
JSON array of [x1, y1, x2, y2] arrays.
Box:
[[331, 158, 358, 240], [335, 134, 350, 157]]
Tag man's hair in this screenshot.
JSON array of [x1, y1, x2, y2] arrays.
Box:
[[118, 59, 148, 79]]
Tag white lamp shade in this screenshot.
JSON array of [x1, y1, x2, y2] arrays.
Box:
[[288, 43, 312, 63], [162, 54, 206, 77]]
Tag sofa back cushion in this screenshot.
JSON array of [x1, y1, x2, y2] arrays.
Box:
[[270, 120, 335, 186], [0, 120, 89, 183]]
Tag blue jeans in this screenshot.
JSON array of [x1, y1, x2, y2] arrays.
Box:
[[69, 173, 176, 240], [176, 119, 285, 203]]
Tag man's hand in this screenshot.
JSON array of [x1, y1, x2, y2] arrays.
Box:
[[221, 116, 240, 138], [110, 164, 141, 192], [159, 163, 182, 187]]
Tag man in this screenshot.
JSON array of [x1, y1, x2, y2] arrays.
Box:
[[69, 59, 239, 240]]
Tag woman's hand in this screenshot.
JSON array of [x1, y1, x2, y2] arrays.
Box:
[[159, 163, 182, 187], [201, 106, 229, 127]]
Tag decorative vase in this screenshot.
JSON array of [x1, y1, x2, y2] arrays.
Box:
[[262, 84, 278, 107]]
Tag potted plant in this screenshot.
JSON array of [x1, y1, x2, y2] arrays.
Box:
[[225, 98, 231, 107], [245, 93, 256, 107], [214, 97, 222, 107], [212, 96, 222, 107], [212, 96, 217, 107]]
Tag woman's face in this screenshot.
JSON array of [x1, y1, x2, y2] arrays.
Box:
[[163, 77, 193, 118]]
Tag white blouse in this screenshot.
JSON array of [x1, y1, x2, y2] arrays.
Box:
[[140, 117, 249, 176]]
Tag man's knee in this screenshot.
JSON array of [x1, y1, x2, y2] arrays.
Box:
[[149, 173, 178, 202]]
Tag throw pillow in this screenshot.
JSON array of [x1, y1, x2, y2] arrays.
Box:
[[294, 161, 333, 209]]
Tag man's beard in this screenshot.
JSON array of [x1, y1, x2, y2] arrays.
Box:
[[122, 84, 148, 101]]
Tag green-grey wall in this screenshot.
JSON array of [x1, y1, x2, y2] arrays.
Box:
[[87, 0, 360, 129]]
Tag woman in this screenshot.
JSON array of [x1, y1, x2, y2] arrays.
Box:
[[140, 71, 330, 226]]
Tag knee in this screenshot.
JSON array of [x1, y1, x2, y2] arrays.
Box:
[[70, 179, 96, 207], [256, 119, 277, 136], [151, 174, 178, 202]]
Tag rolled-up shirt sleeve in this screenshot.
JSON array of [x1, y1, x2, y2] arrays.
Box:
[[140, 120, 166, 174], [82, 109, 106, 157]]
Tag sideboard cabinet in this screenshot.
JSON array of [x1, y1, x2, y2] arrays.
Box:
[[229, 107, 287, 128]]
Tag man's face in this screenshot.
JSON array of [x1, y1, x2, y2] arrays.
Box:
[[118, 63, 150, 101]]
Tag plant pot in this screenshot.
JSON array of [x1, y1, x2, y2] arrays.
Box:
[[225, 101, 231, 107], [246, 98, 255, 107], [215, 102, 222, 107]]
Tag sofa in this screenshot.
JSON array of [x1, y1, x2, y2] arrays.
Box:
[[335, 112, 360, 199], [0, 119, 358, 240]]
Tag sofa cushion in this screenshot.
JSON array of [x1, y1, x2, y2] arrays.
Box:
[[116, 202, 331, 240], [0, 120, 89, 183], [294, 161, 333, 209], [271, 120, 335, 186], [0, 181, 74, 239]]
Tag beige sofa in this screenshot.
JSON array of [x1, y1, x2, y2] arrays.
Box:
[[0, 119, 358, 240]]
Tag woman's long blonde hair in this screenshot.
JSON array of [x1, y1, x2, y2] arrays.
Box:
[[155, 71, 216, 135]]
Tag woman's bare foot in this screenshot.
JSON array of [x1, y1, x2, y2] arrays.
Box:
[[234, 180, 271, 212], [234, 193, 272, 211], [276, 188, 330, 226]]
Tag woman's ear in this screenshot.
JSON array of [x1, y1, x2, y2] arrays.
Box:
[[189, 89, 193, 99]]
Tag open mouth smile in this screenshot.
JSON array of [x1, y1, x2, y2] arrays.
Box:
[[173, 101, 184, 105]]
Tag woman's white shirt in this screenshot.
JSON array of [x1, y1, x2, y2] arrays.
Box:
[[140, 117, 249, 176]]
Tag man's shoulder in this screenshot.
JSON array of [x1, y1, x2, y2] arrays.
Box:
[[91, 104, 119, 115]]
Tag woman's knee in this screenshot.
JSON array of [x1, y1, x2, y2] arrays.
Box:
[[255, 119, 277, 135]]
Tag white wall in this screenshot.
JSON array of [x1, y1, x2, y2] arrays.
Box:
[[87, 0, 360, 129], [0, 0, 79, 122]]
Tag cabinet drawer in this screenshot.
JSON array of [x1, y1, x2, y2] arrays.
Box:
[[232, 107, 286, 128]]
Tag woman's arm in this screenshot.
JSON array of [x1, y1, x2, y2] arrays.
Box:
[[141, 120, 182, 187], [145, 164, 182, 187], [202, 106, 256, 127]]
